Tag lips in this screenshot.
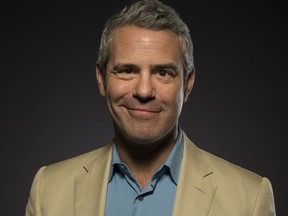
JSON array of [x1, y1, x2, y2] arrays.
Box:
[[127, 108, 160, 119], [127, 107, 161, 113], [122, 104, 162, 119]]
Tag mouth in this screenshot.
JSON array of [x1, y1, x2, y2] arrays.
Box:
[[125, 107, 161, 119]]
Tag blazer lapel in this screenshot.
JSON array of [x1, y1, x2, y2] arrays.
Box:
[[74, 144, 113, 216], [172, 132, 216, 216]]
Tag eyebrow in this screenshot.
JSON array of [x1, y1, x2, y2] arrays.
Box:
[[151, 63, 180, 72], [112, 63, 180, 72], [112, 64, 140, 72]]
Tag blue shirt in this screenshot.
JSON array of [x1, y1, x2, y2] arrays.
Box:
[[104, 129, 184, 216]]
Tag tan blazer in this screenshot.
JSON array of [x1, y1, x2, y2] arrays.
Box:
[[25, 132, 276, 216]]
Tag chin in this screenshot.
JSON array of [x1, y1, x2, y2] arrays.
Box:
[[124, 128, 172, 145]]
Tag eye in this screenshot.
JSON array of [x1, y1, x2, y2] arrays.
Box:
[[158, 70, 168, 77], [113, 67, 137, 80], [154, 69, 176, 82], [121, 68, 133, 74]]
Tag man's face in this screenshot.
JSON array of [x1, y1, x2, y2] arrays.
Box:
[[97, 26, 194, 145]]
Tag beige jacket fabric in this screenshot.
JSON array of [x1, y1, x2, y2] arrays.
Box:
[[25, 132, 276, 216]]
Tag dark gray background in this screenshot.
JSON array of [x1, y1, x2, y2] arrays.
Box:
[[1, 0, 287, 215]]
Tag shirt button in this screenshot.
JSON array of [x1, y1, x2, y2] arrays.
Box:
[[119, 165, 126, 172], [138, 196, 144, 201]]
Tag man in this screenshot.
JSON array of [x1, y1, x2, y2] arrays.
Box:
[[25, 0, 276, 215]]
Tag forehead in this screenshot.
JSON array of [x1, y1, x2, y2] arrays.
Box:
[[108, 26, 183, 64]]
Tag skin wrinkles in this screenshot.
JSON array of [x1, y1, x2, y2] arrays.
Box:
[[112, 63, 181, 81]]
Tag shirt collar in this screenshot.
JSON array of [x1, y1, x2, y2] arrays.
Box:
[[162, 127, 184, 184], [108, 127, 184, 184], [108, 143, 124, 182]]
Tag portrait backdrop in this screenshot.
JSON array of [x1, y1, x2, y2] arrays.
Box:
[[1, 0, 287, 215]]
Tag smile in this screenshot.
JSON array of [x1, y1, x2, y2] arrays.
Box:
[[126, 107, 161, 119]]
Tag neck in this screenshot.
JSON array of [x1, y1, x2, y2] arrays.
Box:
[[114, 128, 178, 189]]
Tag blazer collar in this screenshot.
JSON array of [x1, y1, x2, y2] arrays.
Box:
[[74, 143, 113, 216], [172, 131, 216, 216]]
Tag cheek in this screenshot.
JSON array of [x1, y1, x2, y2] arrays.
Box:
[[161, 85, 184, 109], [106, 80, 129, 101], [174, 91, 185, 111]]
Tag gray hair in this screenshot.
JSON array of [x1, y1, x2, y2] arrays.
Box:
[[97, 0, 194, 78]]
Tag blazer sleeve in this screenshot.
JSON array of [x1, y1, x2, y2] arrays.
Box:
[[252, 177, 276, 216], [25, 166, 47, 216]]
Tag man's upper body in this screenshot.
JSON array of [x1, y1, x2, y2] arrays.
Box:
[[25, 130, 276, 216], [25, 0, 276, 215]]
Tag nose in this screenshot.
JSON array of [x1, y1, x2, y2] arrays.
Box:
[[133, 72, 155, 102]]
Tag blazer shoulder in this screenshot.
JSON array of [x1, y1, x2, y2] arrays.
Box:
[[200, 147, 262, 181], [182, 132, 263, 184], [180, 133, 276, 215], [42, 143, 112, 180]]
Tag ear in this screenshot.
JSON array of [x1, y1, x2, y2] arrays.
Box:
[[96, 64, 106, 96], [184, 69, 195, 102]]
